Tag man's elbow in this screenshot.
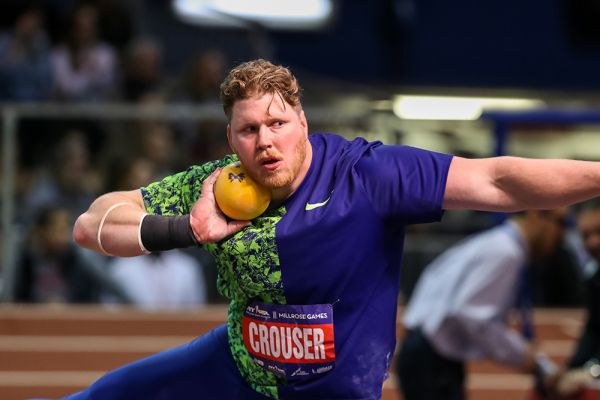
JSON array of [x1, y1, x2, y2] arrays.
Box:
[[72, 213, 96, 249]]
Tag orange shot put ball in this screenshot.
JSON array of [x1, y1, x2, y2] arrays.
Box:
[[213, 162, 271, 220]]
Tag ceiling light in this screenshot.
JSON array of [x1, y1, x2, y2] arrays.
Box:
[[393, 95, 545, 120], [173, 0, 333, 30]]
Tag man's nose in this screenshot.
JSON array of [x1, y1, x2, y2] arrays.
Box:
[[256, 126, 273, 149]]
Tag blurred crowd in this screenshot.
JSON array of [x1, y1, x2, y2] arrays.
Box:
[[1, 0, 232, 308], [0, 1, 228, 104]]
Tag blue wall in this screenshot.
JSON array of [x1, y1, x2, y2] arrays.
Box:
[[272, 0, 600, 90]]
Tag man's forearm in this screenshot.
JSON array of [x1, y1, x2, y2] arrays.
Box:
[[445, 156, 600, 211], [459, 318, 529, 366], [73, 190, 148, 257], [494, 157, 600, 210]]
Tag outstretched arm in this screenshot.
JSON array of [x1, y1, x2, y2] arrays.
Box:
[[73, 169, 249, 257], [443, 156, 600, 211]]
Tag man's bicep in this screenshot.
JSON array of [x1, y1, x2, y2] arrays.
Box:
[[443, 156, 504, 211], [142, 170, 197, 215]]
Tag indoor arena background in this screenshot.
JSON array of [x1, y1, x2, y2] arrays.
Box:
[[1, 1, 600, 399]]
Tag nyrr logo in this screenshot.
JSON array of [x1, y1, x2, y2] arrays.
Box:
[[245, 304, 270, 319], [252, 357, 265, 367]]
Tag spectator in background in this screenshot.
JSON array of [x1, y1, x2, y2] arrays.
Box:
[[106, 250, 207, 310], [88, 0, 134, 50], [51, 3, 117, 102], [397, 209, 570, 400], [554, 200, 600, 397], [120, 37, 166, 102], [532, 242, 585, 307], [170, 50, 226, 104], [105, 156, 157, 193], [169, 50, 229, 163], [0, 4, 53, 101], [23, 131, 99, 226], [137, 119, 180, 178], [14, 206, 118, 303]]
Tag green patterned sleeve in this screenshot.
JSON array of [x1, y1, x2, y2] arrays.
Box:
[[141, 155, 238, 216]]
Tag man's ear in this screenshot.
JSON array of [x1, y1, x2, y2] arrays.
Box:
[[226, 124, 235, 153], [299, 109, 308, 136]]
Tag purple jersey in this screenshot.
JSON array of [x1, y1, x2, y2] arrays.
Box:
[[268, 133, 452, 398]]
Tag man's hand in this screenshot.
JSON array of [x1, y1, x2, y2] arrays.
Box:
[[532, 352, 562, 399], [556, 368, 593, 397], [190, 168, 251, 243]]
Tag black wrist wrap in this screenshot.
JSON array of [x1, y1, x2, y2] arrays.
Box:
[[140, 214, 199, 252]]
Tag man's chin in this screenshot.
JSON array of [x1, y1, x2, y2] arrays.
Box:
[[258, 173, 292, 190]]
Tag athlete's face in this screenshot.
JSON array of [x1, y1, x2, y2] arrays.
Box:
[[578, 209, 600, 262], [227, 92, 312, 202]]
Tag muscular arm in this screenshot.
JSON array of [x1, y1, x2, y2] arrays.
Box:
[[444, 156, 600, 211], [72, 190, 147, 257], [73, 169, 249, 257]]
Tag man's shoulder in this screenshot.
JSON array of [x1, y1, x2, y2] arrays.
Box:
[[311, 133, 376, 165], [193, 154, 238, 171], [141, 155, 239, 213], [172, 154, 238, 181], [311, 132, 370, 147]]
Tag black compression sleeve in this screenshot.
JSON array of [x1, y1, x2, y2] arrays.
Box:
[[140, 214, 199, 252]]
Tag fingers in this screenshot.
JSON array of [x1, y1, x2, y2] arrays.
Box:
[[556, 369, 590, 397], [227, 220, 251, 236], [191, 167, 252, 242], [200, 168, 221, 199], [194, 220, 249, 244]]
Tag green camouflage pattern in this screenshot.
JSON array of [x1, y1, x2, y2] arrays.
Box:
[[141, 155, 285, 399], [142, 154, 238, 216]]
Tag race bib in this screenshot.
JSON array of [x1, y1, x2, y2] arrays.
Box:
[[242, 302, 335, 380]]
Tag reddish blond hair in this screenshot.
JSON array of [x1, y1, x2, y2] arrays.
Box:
[[220, 59, 302, 120]]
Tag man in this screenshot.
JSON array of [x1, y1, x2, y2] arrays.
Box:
[[553, 200, 600, 398], [68, 59, 600, 400], [397, 209, 568, 400]]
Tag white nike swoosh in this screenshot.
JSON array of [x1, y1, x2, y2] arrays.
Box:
[[305, 197, 330, 211]]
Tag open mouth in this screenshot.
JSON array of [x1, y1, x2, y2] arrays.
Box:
[[261, 157, 278, 165], [258, 156, 282, 170]]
